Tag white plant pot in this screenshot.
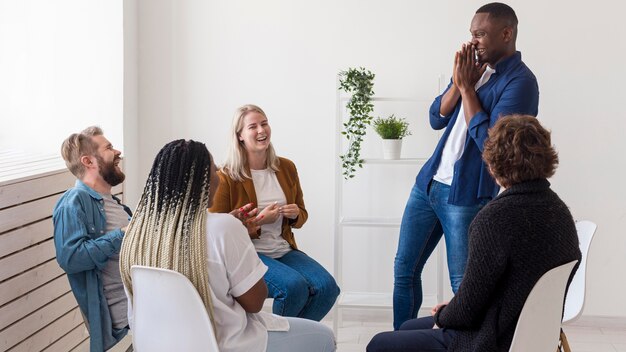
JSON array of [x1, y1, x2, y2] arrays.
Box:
[[382, 139, 402, 159]]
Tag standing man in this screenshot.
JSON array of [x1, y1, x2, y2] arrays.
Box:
[[393, 2, 539, 329], [53, 126, 130, 351]]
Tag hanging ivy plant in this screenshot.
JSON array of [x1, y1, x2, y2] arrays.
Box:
[[338, 67, 375, 179]]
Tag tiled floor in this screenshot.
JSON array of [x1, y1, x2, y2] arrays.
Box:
[[110, 310, 626, 352]]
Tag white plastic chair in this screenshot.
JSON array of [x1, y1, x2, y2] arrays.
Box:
[[558, 220, 597, 352], [130, 265, 220, 352], [563, 220, 597, 323], [508, 260, 578, 352]]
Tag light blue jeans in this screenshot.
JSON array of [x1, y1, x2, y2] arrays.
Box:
[[259, 250, 340, 321], [393, 180, 486, 329], [267, 317, 336, 352]]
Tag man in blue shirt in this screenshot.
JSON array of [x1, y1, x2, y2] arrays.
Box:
[[53, 126, 131, 351], [393, 2, 539, 330]]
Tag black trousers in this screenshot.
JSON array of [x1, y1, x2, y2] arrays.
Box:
[[367, 316, 457, 352]]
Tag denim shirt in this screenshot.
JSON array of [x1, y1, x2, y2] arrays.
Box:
[[417, 51, 539, 206], [52, 180, 131, 351]]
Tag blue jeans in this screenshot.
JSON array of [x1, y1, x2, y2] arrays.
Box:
[[367, 316, 457, 352], [259, 250, 340, 321], [267, 317, 336, 352], [393, 181, 486, 329]]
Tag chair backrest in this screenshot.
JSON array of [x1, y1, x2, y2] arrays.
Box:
[[130, 265, 220, 352], [562, 220, 597, 323], [508, 260, 578, 352]]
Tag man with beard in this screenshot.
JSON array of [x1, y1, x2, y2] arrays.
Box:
[[53, 126, 130, 352]]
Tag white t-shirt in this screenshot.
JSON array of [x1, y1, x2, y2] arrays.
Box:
[[205, 212, 288, 352], [250, 169, 291, 259], [125, 212, 289, 352], [434, 66, 496, 185]]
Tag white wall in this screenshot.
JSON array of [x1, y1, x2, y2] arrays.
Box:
[[123, 0, 140, 205], [0, 0, 124, 155], [130, 0, 626, 317]]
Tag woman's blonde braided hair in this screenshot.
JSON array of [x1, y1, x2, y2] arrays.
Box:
[[120, 140, 215, 325]]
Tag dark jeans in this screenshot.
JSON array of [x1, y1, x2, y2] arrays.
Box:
[[367, 316, 457, 352]]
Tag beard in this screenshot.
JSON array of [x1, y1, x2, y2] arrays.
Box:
[[97, 156, 126, 187]]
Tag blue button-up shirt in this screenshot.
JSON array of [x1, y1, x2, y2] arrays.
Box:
[[416, 51, 539, 206], [52, 180, 131, 351]]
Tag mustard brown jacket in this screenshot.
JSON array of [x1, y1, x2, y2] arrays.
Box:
[[209, 157, 307, 249]]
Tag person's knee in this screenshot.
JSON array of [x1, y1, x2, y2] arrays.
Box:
[[283, 276, 310, 299], [394, 255, 416, 281], [314, 273, 340, 300], [268, 277, 309, 316], [273, 277, 309, 315], [268, 274, 307, 299], [366, 332, 391, 352], [399, 319, 416, 330], [328, 279, 340, 300], [400, 316, 435, 330]]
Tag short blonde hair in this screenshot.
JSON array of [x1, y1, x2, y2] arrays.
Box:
[[60, 126, 103, 178], [222, 104, 280, 181]]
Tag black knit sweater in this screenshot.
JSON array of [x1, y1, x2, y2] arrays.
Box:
[[434, 179, 582, 352]]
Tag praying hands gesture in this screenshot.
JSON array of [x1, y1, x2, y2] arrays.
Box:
[[453, 43, 487, 94], [451, 42, 488, 124], [439, 42, 487, 118]]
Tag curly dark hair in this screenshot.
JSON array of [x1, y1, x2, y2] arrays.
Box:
[[483, 115, 558, 188]]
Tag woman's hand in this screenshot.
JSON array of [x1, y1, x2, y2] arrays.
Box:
[[255, 202, 281, 225], [279, 204, 300, 220]]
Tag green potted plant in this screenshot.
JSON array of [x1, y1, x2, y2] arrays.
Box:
[[372, 114, 411, 159], [338, 67, 375, 179]]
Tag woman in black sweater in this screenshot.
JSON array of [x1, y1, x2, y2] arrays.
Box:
[[368, 115, 582, 352]]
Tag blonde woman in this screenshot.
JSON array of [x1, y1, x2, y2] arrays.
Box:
[[210, 104, 339, 321], [120, 140, 335, 352]]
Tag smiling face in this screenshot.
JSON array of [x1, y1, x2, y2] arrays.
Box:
[[92, 135, 125, 187], [470, 12, 514, 67], [238, 111, 272, 154]]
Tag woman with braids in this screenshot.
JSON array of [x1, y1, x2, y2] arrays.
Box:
[[120, 140, 336, 352], [209, 104, 339, 321], [367, 115, 581, 352]]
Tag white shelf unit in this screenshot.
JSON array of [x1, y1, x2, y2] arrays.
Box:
[[333, 95, 446, 334]]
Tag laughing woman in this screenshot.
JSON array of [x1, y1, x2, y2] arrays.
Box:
[[120, 140, 336, 352], [210, 104, 339, 321]]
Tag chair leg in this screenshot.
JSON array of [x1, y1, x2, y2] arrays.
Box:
[[560, 329, 572, 352]]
